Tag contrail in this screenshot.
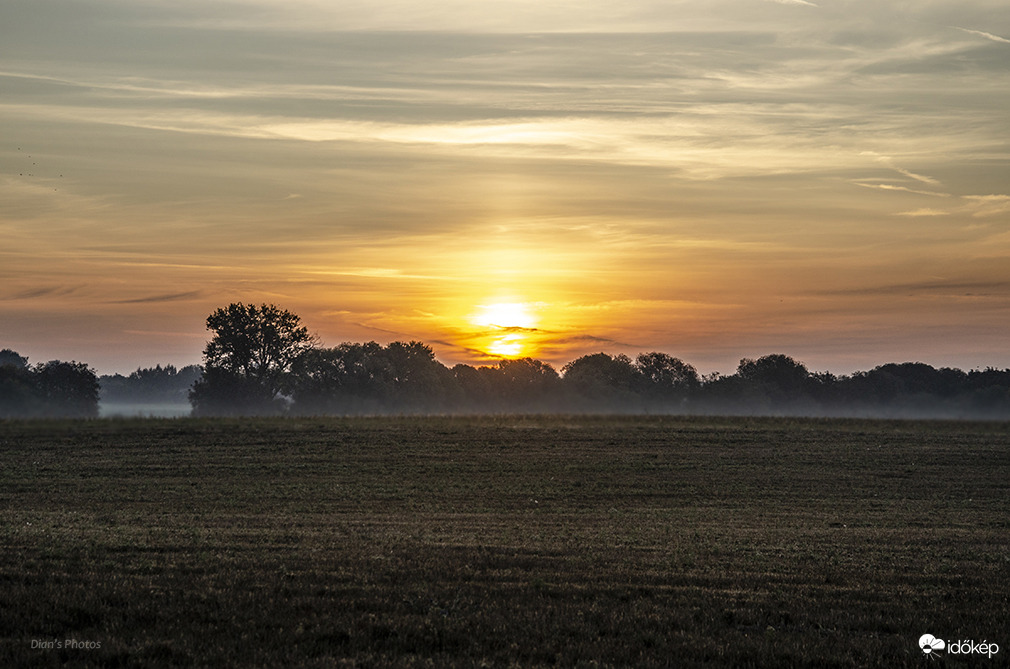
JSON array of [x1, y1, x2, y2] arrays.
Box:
[[956, 27, 1010, 44]]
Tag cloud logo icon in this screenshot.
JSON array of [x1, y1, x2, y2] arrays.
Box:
[[919, 634, 945, 655]]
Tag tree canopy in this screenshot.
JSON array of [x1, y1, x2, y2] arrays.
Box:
[[0, 353, 99, 418], [190, 303, 317, 415]]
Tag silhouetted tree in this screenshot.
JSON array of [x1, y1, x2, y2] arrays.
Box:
[[0, 348, 29, 370], [289, 341, 454, 414], [561, 353, 640, 410], [967, 367, 1010, 392], [865, 362, 966, 400], [634, 352, 699, 407], [451, 363, 497, 410], [735, 354, 813, 410], [2, 351, 99, 417], [32, 360, 100, 417], [832, 362, 974, 416], [0, 353, 37, 417], [291, 342, 388, 414], [964, 368, 1010, 416], [381, 341, 454, 411], [494, 358, 562, 410], [805, 371, 843, 409], [737, 354, 808, 393], [190, 303, 317, 415]]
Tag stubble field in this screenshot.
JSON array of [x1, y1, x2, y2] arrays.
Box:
[[1, 415, 1008, 667]]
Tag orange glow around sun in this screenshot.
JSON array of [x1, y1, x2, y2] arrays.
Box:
[[472, 302, 536, 329], [469, 301, 539, 359]]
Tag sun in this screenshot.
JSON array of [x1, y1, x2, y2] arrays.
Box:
[[469, 301, 538, 358], [471, 302, 536, 329]]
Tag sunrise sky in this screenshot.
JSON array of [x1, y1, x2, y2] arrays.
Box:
[[2, 0, 1009, 375]]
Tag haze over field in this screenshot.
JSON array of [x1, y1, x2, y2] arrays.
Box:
[[2, 0, 1009, 375]]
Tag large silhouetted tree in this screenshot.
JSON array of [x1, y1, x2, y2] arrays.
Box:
[[33, 360, 100, 417], [190, 303, 317, 415], [561, 353, 640, 409], [634, 352, 699, 405], [735, 354, 812, 407]]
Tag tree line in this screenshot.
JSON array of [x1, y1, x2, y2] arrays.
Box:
[[186, 303, 1010, 418], [100, 364, 202, 405], [3, 302, 1009, 419]]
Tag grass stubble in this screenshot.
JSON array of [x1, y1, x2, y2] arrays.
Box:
[[1, 415, 1008, 667]]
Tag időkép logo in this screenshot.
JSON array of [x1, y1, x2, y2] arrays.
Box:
[[919, 633, 999, 659]]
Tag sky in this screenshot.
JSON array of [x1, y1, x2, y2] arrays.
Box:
[[2, 0, 1009, 376]]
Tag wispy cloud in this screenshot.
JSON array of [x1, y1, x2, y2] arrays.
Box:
[[895, 208, 949, 217], [853, 182, 951, 197], [2, 285, 81, 301], [110, 291, 203, 304], [302, 268, 458, 282], [819, 279, 1010, 297], [884, 194, 1010, 218], [764, 0, 818, 7], [956, 27, 1010, 44], [862, 186, 1010, 218], [893, 166, 941, 186], [963, 194, 1010, 217], [862, 153, 942, 186]]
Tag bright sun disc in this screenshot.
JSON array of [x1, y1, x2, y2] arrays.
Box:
[[471, 302, 536, 329]]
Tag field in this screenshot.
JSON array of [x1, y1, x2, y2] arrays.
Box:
[[1, 415, 1008, 667]]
